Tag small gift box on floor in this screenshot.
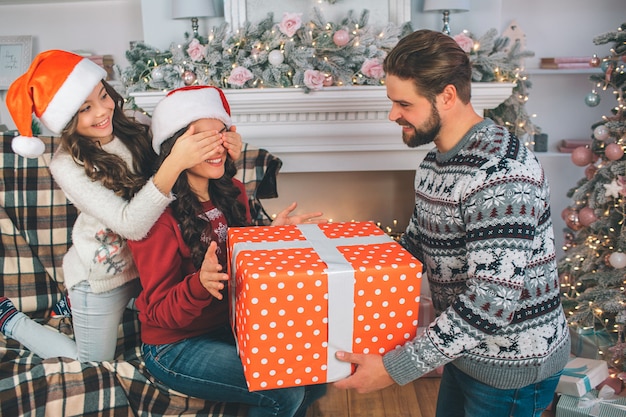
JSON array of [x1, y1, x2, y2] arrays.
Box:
[[228, 221, 423, 391], [556, 357, 610, 397], [555, 386, 626, 417]]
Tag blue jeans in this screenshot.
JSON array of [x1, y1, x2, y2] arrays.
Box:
[[436, 363, 561, 417], [142, 326, 327, 417], [5, 279, 140, 361]]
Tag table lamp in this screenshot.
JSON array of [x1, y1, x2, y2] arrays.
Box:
[[423, 0, 470, 35], [172, 0, 220, 37]]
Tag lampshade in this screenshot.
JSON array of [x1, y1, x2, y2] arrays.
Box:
[[172, 0, 216, 20], [423, 0, 470, 35], [423, 0, 470, 13]]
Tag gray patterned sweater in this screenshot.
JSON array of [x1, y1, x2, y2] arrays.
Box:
[[383, 119, 570, 389]]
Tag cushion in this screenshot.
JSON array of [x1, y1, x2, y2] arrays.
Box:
[[0, 133, 248, 416]]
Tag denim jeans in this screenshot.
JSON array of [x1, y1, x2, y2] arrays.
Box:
[[142, 326, 327, 417], [5, 279, 140, 361], [436, 363, 561, 417]]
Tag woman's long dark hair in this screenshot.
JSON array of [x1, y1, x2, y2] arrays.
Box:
[[59, 80, 156, 200], [157, 129, 249, 268]]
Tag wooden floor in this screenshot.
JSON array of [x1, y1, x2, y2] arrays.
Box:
[[305, 377, 441, 417], [305, 377, 556, 417]]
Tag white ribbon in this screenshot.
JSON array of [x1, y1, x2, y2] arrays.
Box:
[[578, 385, 626, 417], [229, 223, 392, 382]]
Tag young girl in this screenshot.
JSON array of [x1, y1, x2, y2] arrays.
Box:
[[0, 50, 242, 362], [128, 86, 327, 417]]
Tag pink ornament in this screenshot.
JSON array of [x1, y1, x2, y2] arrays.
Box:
[[182, 70, 197, 86], [561, 207, 573, 221], [571, 146, 593, 167], [565, 210, 582, 231], [609, 252, 626, 269], [578, 207, 597, 226], [333, 29, 350, 47], [323, 74, 334, 87], [585, 164, 597, 180], [605, 143, 624, 161], [593, 125, 610, 141]]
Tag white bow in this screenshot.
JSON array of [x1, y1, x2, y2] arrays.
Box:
[[578, 385, 626, 417]]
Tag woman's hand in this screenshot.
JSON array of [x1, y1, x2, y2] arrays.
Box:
[[167, 125, 225, 171], [222, 125, 243, 161], [198, 241, 229, 300], [271, 202, 327, 226]]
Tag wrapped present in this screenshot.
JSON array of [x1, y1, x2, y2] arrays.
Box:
[[570, 326, 617, 360], [556, 357, 610, 397], [555, 386, 626, 417], [228, 221, 423, 391]]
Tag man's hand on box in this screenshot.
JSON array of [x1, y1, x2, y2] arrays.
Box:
[[333, 351, 395, 393]]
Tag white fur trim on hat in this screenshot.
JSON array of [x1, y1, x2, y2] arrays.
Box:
[[151, 86, 232, 154], [5, 50, 107, 158], [11, 135, 46, 159], [39, 59, 107, 134]]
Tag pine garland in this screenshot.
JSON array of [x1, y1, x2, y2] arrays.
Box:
[[121, 8, 412, 93], [119, 10, 539, 141]]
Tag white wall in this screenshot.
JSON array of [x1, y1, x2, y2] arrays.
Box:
[[0, 0, 622, 257]]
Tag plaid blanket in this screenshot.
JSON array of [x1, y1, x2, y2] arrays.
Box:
[[0, 133, 261, 416], [233, 143, 282, 226]]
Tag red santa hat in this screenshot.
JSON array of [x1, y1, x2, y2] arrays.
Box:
[[5, 49, 107, 158], [151, 85, 232, 154]]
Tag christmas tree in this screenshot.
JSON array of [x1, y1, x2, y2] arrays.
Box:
[[558, 23, 626, 370]]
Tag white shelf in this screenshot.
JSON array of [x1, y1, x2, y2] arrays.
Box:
[[131, 83, 514, 173], [526, 68, 601, 75]]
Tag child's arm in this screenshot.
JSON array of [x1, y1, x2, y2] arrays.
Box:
[[152, 125, 225, 195], [271, 202, 327, 226]]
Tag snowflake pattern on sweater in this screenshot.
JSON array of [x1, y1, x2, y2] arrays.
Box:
[[383, 119, 570, 390]]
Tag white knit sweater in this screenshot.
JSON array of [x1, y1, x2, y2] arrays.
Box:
[[383, 119, 570, 389], [49, 138, 173, 293]]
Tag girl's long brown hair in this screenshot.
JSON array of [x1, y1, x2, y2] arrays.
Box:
[[157, 130, 249, 268], [59, 80, 156, 200]]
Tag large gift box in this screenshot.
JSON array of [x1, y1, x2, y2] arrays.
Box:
[[570, 326, 617, 360], [556, 386, 626, 417], [228, 221, 423, 391], [556, 357, 610, 397]]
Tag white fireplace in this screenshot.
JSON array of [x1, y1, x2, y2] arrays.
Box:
[[131, 83, 514, 173]]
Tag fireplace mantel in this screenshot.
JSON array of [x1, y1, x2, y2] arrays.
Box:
[[131, 83, 514, 173]]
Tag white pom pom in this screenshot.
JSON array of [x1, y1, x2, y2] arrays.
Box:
[[11, 135, 46, 158]]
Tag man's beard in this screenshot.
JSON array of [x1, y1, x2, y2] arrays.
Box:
[[400, 106, 441, 148]]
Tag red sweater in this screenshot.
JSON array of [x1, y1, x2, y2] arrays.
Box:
[[129, 180, 251, 345]]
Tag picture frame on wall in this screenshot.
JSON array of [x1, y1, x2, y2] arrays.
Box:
[[0, 35, 33, 90]]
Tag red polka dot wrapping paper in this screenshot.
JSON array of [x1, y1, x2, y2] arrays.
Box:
[[227, 221, 423, 391]]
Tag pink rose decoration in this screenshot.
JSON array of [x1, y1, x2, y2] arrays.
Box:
[[186, 38, 207, 62], [304, 69, 325, 90], [453, 33, 474, 53], [227, 66, 253, 87], [278, 12, 302, 37], [360, 58, 385, 80]]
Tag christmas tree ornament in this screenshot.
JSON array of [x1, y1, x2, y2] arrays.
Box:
[[590, 54, 601, 67], [609, 252, 626, 269], [182, 70, 197, 85], [571, 146, 594, 166], [578, 207, 598, 226], [605, 143, 624, 161], [333, 29, 350, 47], [593, 124, 610, 141], [585, 91, 600, 107], [561, 207, 574, 221], [151, 66, 165, 82], [323, 74, 334, 86], [268, 50, 284, 66], [565, 210, 582, 231], [584, 164, 598, 180]]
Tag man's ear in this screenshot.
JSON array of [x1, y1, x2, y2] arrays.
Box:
[[438, 84, 457, 110]]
